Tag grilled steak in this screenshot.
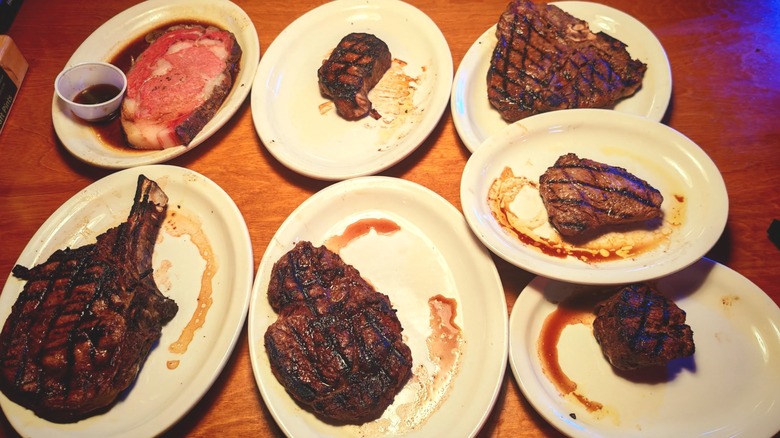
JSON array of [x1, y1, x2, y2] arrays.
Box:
[[121, 24, 242, 149], [487, 0, 647, 122], [318, 33, 392, 121], [593, 283, 694, 370], [0, 175, 178, 422], [264, 241, 412, 423], [539, 153, 663, 238]]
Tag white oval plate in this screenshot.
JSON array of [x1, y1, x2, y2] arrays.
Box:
[[509, 258, 780, 437], [52, 0, 260, 168], [251, 0, 453, 180], [460, 109, 727, 285], [0, 165, 253, 437], [451, 1, 672, 152], [248, 177, 507, 437]]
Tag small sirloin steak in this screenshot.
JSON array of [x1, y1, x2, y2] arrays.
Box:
[[264, 241, 412, 423], [121, 24, 242, 149], [539, 153, 663, 238], [593, 283, 695, 370], [487, 0, 647, 122], [0, 175, 178, 422], [318, 33, 392, 121]]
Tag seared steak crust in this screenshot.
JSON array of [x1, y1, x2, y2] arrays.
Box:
[[487, 0, 647, 122], [539, 153, 663, 237], [264, 241, 412, 423], [318, 33, 392, 121], [593, 283, 694, 370], [0, 175, 178, 422]]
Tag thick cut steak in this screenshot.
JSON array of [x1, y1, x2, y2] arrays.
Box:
[[121, 24, 242, 149], [318, 33, 392, 121], [539, 153, 663, 238], [264, 241, 412, 423], [0, 175, 178, 422], [593, 283, 695, 370], [487, 0, 647, 122]]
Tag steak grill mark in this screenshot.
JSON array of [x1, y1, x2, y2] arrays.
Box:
[[0, 175, 178, 423], [264, 241, 412, 423], [542, 161, 663, 218], [492, 20, 625, 110], [487, 0, 647, 122]]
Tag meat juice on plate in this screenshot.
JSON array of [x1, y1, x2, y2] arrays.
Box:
[[318, 57, 427, 149], [538, 290, 612, 414], [154, 203, 217, 370], [325, 218, 464, 434], [488, 166, 686, 262]]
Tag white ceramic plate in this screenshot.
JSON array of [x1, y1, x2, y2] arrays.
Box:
[[460, 109, 727, 285], [251, 0, 453, 180], [451, 1, 672, 152], [248, 176, 507, 437], [0, 165, 253, 437], [509, 258, 780, 437], [52, 0, 260, 168]]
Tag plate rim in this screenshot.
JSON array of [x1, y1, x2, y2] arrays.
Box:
[[460, 108, 728, 285], [247, 175, 508, 437], [0, 165, 254, 437], [450, 0, 673, 153], [507, 257, 780, 437], [51, 0, 260, 169], [250, 0, 454, 180]]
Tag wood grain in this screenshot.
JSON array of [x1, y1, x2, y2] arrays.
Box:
[[1, 0, 778, 436]]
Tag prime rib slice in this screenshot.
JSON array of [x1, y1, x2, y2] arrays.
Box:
[[121, 24, 242, 149], [593, 283, 695, 370], [264, 241, 412, 424], [487, 0, 647, 122], [0, 175, 178, 423], [317, 33, 392, 121], [538, 153, 663, 238]]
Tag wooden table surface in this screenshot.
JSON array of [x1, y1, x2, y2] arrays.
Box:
[[1, 0, 778, 436]]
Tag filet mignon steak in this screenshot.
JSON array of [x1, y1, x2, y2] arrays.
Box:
[[264, 241, 412, 424], [593, 283, 695, 370], [538, 153, 663, 238], [487, 0, 647, 122], [121, 24, 242, 150], [0, 175, 178, 422], [318, 33, 392, 121]]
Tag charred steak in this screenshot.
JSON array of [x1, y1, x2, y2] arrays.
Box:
[[0, 175, 178, 423], [264, 241, 412, 423], [487, 0, 647, 122], [318, 33, 392, 121], [593, 283, 694, 370], [538, 153, 663, 238], [121, 24, 242, 150]]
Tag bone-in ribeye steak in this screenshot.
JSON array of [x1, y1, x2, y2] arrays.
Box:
[[0, 175, 178, 423], [121, 24, 242, 149], [264, 241, 412, 423], [487, 0, 647, 122]]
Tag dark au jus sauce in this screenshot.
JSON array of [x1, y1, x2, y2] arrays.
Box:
[[73, 83, 121, 105]]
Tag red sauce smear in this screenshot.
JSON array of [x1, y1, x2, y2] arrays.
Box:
[[324, 217, 400, 253]]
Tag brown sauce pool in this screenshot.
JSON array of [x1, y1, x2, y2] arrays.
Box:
[[537, 290, 614, 412]]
